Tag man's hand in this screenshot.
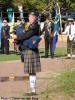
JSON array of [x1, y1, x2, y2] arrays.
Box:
[[13, 34, 17, 39]]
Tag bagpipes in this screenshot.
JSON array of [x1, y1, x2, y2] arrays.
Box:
[[23, 2, 55, 49], [13, 1, 55, 51], [13, 23, 26, 44], [37, 0, 55, 24], [13, 23, 27, 54]]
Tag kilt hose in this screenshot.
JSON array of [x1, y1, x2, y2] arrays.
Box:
[[23, 49, 41, 73]]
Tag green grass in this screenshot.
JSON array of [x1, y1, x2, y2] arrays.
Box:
[[38, 70, 75, 100], [0, 51, 20, 61], [55, 70, 75, 97], [0, 47, 67, 61], [39, 47, 67, 58]]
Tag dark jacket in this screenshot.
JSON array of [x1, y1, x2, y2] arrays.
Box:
[[41, 22, 54, 40], [1, 24, 10, 39], [17, 21, 40, 40], [17, 21, 40, 50]]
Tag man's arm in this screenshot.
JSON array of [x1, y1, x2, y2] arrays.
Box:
[[17, 29, 35, 40], [13, 22, 39, 41]]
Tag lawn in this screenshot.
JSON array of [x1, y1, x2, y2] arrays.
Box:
[[0, 47, 67, 61], [38, 70, 75, 100], [39, 47, 67, 58], [0, 51, 20, 61]]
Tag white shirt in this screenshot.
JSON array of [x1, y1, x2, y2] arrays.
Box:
[[63, 24, 75, 36]]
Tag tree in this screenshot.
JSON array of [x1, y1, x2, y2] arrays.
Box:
[[0, 0, 75, 14], [0, 0, 13, 11]]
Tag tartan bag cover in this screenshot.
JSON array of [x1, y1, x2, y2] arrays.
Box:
[[24, 49, 41, 73]]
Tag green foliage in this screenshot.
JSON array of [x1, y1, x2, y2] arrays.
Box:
[[59, 0, 75, 11], [0, 0, 13, 11], [0, 0, 75, 13]]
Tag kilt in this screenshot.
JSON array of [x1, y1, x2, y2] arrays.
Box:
[[23, 49, 41, 73]]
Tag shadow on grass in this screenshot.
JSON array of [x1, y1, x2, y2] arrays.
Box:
[[40, 52, 67, 58], [9, 50, 16, 54], [39, 47, 67, 58], [0, 50, 16, 55], [40, 55, 67, 58], [54, 54, 67, 58]]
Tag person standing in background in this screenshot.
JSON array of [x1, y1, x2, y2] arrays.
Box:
[[63, 18, 75, 58], [1, 19, 10, 54], [41, 17, 54, 58]]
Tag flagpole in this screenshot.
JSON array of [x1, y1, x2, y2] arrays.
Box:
[[59, 5, 62, 35], [58, 3, 65, 57], [11, 11, 15, 27]]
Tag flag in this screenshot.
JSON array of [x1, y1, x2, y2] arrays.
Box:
[[9, 12, 15, 43], [52, 3, 60, 54], [12, 12, 15, 23], [10, 12, 15, 33], [0, 12, 2, 48], [7, 8, 13, 23]]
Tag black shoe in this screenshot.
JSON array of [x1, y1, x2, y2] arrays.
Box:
[[17, 52, 21, 55], [45, 55, 48, 58], [51, 53, 54, 58], [25, 91, 36, 96], [6, 53, 9, 55]]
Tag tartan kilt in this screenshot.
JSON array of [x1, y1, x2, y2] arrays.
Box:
[[23, 49, 41, 73]]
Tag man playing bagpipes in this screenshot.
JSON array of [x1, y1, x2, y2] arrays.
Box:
[[13, 11, 41, 95]]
